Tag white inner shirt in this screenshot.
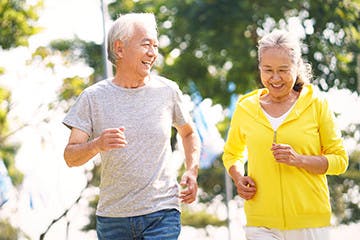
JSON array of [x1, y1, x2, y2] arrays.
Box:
[[262, 104, 295, 130]]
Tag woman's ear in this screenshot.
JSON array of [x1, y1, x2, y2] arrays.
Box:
[[114, 40, 124, 58]]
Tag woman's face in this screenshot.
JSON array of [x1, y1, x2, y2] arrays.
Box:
[[259, 47, 298, 100]]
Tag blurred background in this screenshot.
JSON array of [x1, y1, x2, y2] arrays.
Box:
[[0, 0, 360, 239]]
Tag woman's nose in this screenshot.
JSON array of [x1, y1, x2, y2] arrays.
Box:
[[272, 72, 281, 80]]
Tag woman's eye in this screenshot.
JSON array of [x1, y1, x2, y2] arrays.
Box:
[[279, 69, 289, 74]]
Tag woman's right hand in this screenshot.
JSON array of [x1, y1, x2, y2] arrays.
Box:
[[235, 176, 257, 200]]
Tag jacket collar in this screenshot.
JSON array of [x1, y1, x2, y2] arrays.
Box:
[[237, 85, 316, 128]]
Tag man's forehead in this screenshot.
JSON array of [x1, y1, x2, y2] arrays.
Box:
[[133, 24, 157, 39]]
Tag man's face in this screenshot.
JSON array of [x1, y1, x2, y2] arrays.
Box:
[[121, 24, 159, 80]]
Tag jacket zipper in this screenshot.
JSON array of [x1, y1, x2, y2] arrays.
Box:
[[273, 130, 277, 144], [274, 129, 286, 228]]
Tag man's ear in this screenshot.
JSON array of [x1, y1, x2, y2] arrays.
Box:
[[114, 40, 124, 58]]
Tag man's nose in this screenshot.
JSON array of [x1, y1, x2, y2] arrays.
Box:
[[147, 46, 157, 56]]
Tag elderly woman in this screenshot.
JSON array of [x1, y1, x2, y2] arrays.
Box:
[[223, 30, 348, 240]]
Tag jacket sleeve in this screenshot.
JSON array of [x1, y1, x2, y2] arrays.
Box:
[[318, 98, 349, 175], [222, 105, 247, 173]]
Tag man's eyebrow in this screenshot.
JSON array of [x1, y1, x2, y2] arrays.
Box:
[[260, 64, 272, 68], [141, 38, 158, 43]]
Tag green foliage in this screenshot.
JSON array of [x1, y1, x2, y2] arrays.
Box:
[[81, 164, 100, 232], [47, 39, 103, 103], [31, 39, 103, 103], [341, 123, 360, 141], [88, 163, 101, 187], [328, 150, 360, 224], [0, 144, 22, 186], [181, 206, 227, 228], [31, 46, 51, 60], [0, 219, 30, 240], [0, 0, 42, 188], [305, 0, 360, 92], [82, 195, 98, 232], [50, 38, 104, 81], [0, 220, 18, 240], [0, 0, 43, 49], [0, 88, 23, 186], [59, 76, 91, 101], [0, 88, 10, 136], [198, 160, 226, 202], [0, 0, 41, 238]]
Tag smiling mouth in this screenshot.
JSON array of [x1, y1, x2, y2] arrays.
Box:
[[271, 83, 283, 88], [142, 61, 152, 67]]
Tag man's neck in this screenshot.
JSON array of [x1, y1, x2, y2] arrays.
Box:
[[112, 74, 149, 89]]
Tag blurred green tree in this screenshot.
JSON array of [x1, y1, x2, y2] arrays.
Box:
[[329, 125, 360, 224], [0, 0, 42, 49], [0, 0, 42, 238], [0, 0, 42, 185], [0, 88, 22, 186], [0, 220, 29, 240]]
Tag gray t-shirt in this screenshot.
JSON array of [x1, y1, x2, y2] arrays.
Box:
[[63, 75, 191, 217]]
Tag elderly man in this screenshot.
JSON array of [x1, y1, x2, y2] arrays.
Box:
[[63, 13, 200, 240]]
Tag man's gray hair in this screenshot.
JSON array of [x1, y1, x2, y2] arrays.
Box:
[[107, 13, 158, 66]]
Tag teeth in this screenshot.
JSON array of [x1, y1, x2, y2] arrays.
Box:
[[271, 84, 282, 88]]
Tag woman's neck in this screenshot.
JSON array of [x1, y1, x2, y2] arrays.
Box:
[[265, 90, 299, 104]]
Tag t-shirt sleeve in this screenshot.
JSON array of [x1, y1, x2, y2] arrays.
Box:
[[62, 91, 93, 138], [172, 84, 192, 128]]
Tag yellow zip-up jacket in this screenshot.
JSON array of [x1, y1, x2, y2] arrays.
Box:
[[223, 85, 348, 230]]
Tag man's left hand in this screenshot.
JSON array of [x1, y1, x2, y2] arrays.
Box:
[[179, 170, 198, 204]]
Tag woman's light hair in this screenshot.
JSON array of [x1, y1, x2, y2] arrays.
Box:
[[257, 29, 313, 92], [107, 13, 158, 66]]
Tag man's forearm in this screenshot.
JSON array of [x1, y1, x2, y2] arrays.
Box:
[[64, 138, 99, 167], [182, 132, 200, 175]]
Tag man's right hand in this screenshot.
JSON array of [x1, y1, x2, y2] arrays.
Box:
[[95, 127, 127, 152]]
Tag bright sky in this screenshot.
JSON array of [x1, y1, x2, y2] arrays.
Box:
[[30, 0, 105, 46], [1, 0, 359, 239]]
